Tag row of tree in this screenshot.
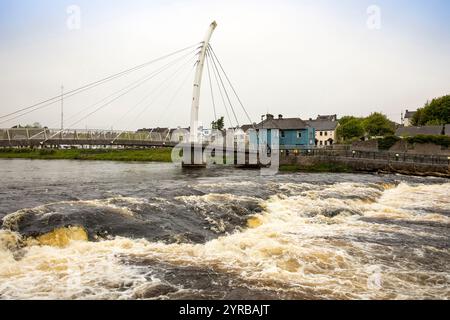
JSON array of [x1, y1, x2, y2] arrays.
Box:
[[411, 95, 450, 126], [336, 94, 449, 142], [336, 112, 395, 141]]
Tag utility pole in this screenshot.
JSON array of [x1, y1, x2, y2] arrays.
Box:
[[60, 85, 64, 132]]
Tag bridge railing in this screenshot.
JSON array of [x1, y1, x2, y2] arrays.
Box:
[[0, 128, 179, 143]]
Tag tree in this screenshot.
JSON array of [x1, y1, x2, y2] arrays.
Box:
[[362, 112, 395, 137], [211, 116, 225, 130], [336, 118, 364, 141], [338, 116, 359, 126], [412, 95, 450, 125]]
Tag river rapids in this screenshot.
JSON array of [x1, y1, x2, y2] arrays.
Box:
[[0, 160, 449, 299]]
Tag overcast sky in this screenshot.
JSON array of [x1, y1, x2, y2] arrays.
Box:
[[0, 0, 449, 130]]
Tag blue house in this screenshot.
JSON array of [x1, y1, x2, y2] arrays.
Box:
[[251, 114, 315, 149]]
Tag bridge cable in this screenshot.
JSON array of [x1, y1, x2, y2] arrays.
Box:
[[208, 45, 254, 129], [42, 50, 199, 142], [47, 49, 198, 131], [206, 47, 240, 128], [28, 48, 199, 139], [117, 59, 196, 143], [0, 43, 201, 122], [206, 50, 235, 129], [152, 61, 197, 130], [104, 54, 198, 131], [205, 52, 217, 122], [111, 56, 197, 142]]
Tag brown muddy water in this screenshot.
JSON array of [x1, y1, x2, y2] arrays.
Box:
[[0, 159, 449, 300]]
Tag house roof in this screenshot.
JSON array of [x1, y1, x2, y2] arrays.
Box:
[[254, 118, 310, 130], [395, 125, 444, 137], [306, 120, 339, 131], [316, 114, 337, 121], [241, 124, 255, 132], [404, 110, 416, 119]]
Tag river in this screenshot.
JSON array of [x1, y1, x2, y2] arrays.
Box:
[[0, 159, 449, 299]]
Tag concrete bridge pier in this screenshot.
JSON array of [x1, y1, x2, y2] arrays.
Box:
[[182, 143, 206, 169]]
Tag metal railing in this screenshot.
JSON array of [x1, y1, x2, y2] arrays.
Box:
[[0, 128, 178, 143]]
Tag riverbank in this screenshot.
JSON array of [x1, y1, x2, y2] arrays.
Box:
[[1, 148, 448, 177], [0, 148, 173, 162]]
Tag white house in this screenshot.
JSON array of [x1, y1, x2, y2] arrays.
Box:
[[306, 115, 339, 147], [403, 110, 417, 127]]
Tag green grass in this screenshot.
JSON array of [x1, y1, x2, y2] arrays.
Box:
[[0, 148, 173, 162], [280, 162, 352, 173]]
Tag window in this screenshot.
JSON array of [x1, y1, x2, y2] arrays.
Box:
[[325, 131, 328, 136], [320, 131, 323, 136], [297, 131, 302, 138], [280, 130, 285, 138], [319, 141, 323, 146]]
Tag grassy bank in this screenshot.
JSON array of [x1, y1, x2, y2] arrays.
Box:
[[279, 162, 353, 173], [0, 148, 173, 162]]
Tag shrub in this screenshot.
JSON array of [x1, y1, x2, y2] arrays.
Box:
[[405, 135, 450, 148], [377, 136, 400, 150]]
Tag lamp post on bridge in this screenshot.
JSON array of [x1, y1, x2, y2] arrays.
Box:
[[60, 85, 64, 141]]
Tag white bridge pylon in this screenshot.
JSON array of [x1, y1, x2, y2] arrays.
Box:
[[183, 21, 217, 167], [189, 21, 217, 143]]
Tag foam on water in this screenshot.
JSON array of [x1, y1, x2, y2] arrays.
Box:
[[0, 180, 449, 299]]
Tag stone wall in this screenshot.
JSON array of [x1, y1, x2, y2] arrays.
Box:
[[351, 139, 450, 156], [407, 143, 449, 155], [351, 140, 378, 151], [279, 153, 449, 177]]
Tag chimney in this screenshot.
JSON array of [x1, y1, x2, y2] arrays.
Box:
[[278, 114, 283, 119], [266, 114, 274, 120]]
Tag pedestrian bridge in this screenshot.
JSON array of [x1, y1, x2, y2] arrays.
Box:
[[0, 128, 181, 148]]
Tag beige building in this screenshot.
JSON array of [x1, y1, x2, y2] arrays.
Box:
[[306, 115, 339, 147]]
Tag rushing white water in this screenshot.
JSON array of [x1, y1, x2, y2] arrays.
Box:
[[1, 178, 449, 300]]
